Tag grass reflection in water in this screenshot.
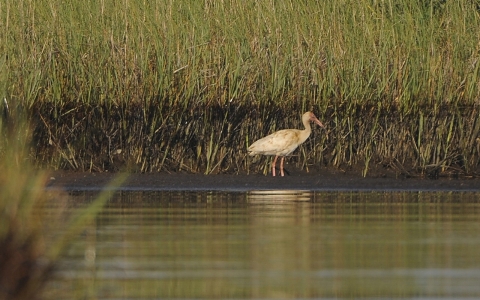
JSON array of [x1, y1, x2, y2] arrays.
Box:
[[45, 191, 480, 299]]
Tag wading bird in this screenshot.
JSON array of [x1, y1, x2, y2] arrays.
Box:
[[248, 111, 325, 176]]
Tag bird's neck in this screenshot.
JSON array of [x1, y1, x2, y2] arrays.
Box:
[[303, 119, 312, 132], [300, 120, 312, 141]]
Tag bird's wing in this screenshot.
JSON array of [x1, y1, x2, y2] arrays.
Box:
[[248, 129, 301, 155]]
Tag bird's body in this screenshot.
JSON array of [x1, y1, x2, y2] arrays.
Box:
[[248, 111, 324, 176]]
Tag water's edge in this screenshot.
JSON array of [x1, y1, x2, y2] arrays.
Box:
[[46, 172, 480, 192]]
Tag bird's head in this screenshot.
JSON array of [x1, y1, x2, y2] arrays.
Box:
[[304, 111, 325, 128]]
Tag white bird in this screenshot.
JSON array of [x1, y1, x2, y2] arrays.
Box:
[[248, 111, 325, 176]]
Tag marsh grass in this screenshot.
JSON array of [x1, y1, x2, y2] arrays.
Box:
[[2, 0, 480, 176], [0, 114, 127, 299]]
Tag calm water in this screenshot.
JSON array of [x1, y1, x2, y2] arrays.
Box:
[[45, 190, 480, 299]]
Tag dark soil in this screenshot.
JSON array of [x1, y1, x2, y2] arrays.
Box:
[[46, 167, 480, 192]]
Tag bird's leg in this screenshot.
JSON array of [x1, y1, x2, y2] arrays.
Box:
[[272, 156, 278, 176], [280, 156, 285, 176]]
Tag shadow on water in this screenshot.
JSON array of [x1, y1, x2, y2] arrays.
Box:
[[44, 190, 480, 299]]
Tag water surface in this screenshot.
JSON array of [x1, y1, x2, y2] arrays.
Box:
[[45, 190, 480, 299]]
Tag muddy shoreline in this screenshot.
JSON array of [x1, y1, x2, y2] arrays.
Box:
[[46, 170, 480, 192]]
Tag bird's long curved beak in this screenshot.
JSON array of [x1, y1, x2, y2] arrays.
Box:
[[313, 118, 325, 129]]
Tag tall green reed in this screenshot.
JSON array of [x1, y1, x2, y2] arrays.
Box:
[[0, 109, 127, 299], [2, 0, 480, 175]]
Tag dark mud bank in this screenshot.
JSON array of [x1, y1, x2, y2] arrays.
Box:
[[47, 171, 480, 192]]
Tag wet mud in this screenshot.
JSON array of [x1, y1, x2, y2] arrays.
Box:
[[47, 170, 480, 192]]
